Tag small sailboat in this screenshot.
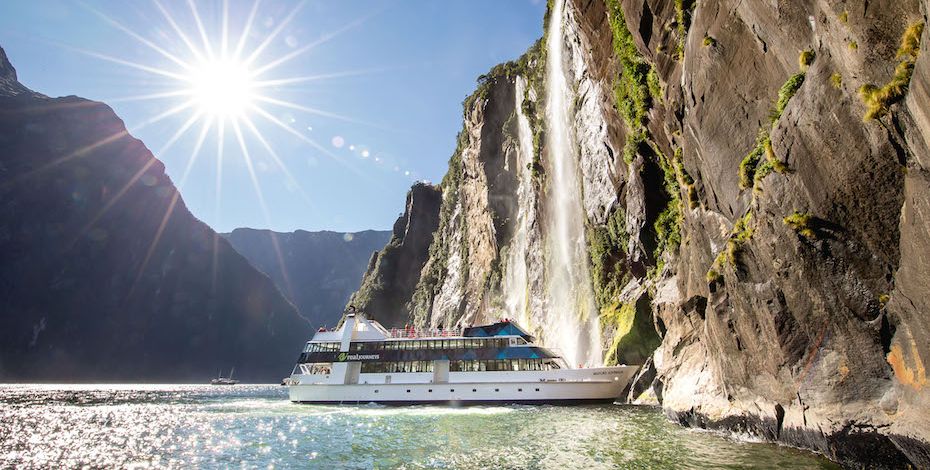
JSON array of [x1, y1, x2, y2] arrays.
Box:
[[211, 367, 240, 385]]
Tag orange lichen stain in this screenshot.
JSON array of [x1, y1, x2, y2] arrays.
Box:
[[887, 342, 928, 390], [838, 357, 850, 382]]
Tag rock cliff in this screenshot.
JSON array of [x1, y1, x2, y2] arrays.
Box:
[[348, 0, 930, 465], [222, 228, 390, 328], [348, 183, 442, 327], [0, 47, 310, 383]]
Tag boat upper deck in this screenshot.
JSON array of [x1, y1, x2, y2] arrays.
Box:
[[308, 317, 535, 344]]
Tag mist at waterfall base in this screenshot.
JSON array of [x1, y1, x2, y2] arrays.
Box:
[[0, 385, 838, 468], [501, 0, 602, 368]]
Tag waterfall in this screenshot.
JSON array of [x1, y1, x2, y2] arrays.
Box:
[[502, 78, 535, 326], [543, 0, 602, 367]]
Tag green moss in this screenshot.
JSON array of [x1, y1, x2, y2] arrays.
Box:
[[646, 148, 684, 274], [739, 58, 806, 191], [739, 131, 769, 189], [703, 35, 716, 47], [623, 128, 646, 164], [831, 72, 843, 89], [605, 0, 655, 129], [588, 206, 631, 308], [783, 211, 816, 239], [838, 10, 848, 24], [601, 298, 662, 366], [686, 185, 699, 209], [753, 137, 788, 188], [898, 21, 924, 58], [773, 72, 806, 122], [673, 148, 699, 209], [860, 21, 924, 121], [799, 49, 815, 70], [675, 0, 695, 61], [647, 68, 663, 105], [848, 41, 858, 50], [878, 293, 890, 305], [707, 211, 753, 282], [653, 202, 681, 267]]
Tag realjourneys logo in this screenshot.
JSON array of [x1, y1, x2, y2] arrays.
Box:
[[335, 353, 380, 361]]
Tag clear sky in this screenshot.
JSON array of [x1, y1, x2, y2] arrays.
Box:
[[0, 0, 546, 233]]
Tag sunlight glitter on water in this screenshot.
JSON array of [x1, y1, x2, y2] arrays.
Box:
[[0, 384, 838, 469]]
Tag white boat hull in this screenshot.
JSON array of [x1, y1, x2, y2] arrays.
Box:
[[288, 366, 638, 405]]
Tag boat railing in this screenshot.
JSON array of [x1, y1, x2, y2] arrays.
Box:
[[386, 327, 464, 338]]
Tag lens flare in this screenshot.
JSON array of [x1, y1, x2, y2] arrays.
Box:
[[187, 59, 255, 118]]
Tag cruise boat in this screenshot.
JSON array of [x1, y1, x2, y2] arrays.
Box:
[[211, 368, 239, 385], [286, 312, 639, 404]]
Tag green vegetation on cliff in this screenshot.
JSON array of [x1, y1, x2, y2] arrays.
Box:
[[605, 0, 657, 131], [605, 0, 684, 273], [739, 50, 809, 190], [784, 211, 816, 239], [773, 72, 806, 121], [409, 128, 468, 325], [707, 211, 754, 283], [587, 207, 631, 308], [675, 0, 695, 60], [859, 21, 924, 120], [653, 147, 683, 271], [601, 296, 662, 366], [408, 33, 549, 325]]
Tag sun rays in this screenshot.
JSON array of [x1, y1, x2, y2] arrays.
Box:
[[61, 0, 393, 298]]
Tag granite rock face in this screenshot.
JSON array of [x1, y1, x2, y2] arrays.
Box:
[[0, 47, 310, 382], [593, 0, 928, 466], [222, 228, 391, 328], [349, 0, 930, 465]]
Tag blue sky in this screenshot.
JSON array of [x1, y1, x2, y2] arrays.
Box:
[[0, 0, 546, 232]]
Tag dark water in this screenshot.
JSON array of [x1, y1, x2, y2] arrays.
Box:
[[0, 384, 838, 469]]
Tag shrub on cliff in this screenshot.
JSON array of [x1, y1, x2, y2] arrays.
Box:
[[859, 21, 923, 120]]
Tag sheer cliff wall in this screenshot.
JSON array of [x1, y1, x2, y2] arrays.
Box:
[[350, 1, 929, 465]]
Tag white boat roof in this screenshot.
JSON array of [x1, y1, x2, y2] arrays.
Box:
[[307, 313, 532, 343]]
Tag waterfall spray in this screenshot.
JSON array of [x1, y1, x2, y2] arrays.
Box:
[[543, 0, 603, 367]]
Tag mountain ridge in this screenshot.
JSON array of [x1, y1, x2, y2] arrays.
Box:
[[0, 45, 310, 383], [221, 227, 391, 328]]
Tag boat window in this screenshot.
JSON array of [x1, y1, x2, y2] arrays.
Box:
[[307, 363, 332, 375]]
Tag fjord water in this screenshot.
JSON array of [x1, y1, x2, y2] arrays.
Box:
[[0, 385, 837, 469]]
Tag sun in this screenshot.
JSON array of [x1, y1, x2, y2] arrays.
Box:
[[67, 1, 408, 295], [186, 58, 255, 118]]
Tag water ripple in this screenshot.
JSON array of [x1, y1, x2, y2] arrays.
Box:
[[0, 384, 838, 469]]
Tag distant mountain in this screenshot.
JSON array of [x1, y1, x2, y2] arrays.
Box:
[[0, 46, 309, 383], [221, 228, 391, 328]]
